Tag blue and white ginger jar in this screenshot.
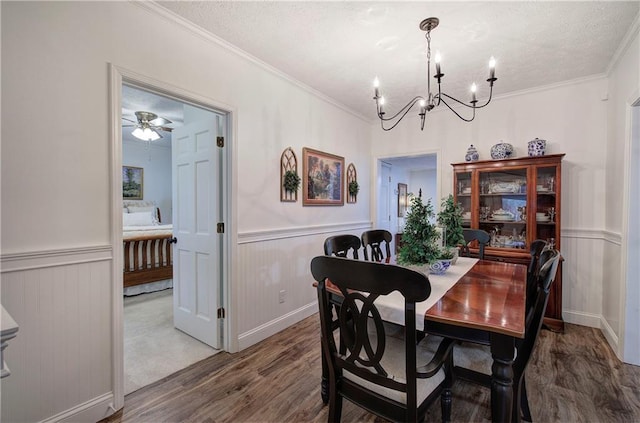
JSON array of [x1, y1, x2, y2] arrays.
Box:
[[527, 138, 546, 156], [465, 144, 479, 162], [490, 142, 514, 160]]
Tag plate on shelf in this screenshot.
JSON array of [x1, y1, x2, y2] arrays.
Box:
[[536, 217, 551, 222], [490, 217, 515, 222]]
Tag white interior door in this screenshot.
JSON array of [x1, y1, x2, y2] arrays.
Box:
[[172, 115, 221, 348]]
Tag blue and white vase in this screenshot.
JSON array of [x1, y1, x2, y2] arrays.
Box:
[[490, 142, 514, 160], [527, 138, 546, 156], [465, 144, 479, 162]]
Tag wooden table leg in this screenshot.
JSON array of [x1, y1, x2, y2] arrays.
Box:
[[490, 333, 515, 422]]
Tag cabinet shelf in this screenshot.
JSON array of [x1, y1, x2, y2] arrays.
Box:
[[453, 153, 565, 331]]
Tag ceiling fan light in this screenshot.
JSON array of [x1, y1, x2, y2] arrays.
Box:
[[132, 127, 160, 141]]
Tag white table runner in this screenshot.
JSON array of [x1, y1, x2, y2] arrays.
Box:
[[374, 257, 479, 331]]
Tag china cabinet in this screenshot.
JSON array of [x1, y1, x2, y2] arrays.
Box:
[[452, 153, 565, 331]]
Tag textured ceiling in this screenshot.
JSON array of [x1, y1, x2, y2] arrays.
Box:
[[158, 1, 639, 120]]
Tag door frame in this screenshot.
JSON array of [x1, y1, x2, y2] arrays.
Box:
[[109, 64, 236, 409]]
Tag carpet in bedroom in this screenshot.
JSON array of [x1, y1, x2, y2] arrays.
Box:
[[124, 289, 219, 395]]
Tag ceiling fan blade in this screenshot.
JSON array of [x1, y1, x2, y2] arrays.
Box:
[[122, 117, 137, 123], [155, 126, 173, 132], [122, 124, 137, 128], [150, 117, 172, 126]]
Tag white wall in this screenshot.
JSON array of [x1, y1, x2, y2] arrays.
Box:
[[604, 24, 640, 360], [0, 2, 371, 421], [122, 140, 173, 223], [372, 76, 610, 330]]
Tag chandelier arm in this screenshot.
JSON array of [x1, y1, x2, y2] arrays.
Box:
[[378, 96, 425, 121], [439, 92, 477, 109], [471, 85, 494, 109], [380, 100, 423, 131], [438, 97, 476, 122]]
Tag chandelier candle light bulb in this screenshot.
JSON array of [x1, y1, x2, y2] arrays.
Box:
[[372, 17, 498, 131], [471, 83, 477, 104]]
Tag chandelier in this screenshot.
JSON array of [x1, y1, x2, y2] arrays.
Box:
[[373, 17, 497, 131]]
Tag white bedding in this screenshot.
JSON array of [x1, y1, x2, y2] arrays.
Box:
[[123, 224, 173, 240]]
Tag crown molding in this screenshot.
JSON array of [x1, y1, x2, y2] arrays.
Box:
[[133, 1, 371, 124], [605, 11, 640, 76]]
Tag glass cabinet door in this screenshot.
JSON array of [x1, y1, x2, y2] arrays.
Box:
[[454, 171, 472, 228], [535, 166, 558, 249], [478, 168, 528, 250]]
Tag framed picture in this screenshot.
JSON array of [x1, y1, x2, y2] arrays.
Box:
[[398, 183, 408, 217], [122, 166, 143, 200], [302, 147, 344, 206]]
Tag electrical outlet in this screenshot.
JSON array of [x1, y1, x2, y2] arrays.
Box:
[[279, 289, 286, 303]]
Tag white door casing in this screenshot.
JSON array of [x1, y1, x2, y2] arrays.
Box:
[[377, 162, 392, 233], [172, 116, 221, 348]]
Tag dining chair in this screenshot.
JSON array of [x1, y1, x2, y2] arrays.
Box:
[[310, 255, 455, 423], [323, 235, 361, 259], [361, 229, 392, 262], [526, 240, 548, 321], [451, 249, 561, 423], [461, 229, 491, 259]]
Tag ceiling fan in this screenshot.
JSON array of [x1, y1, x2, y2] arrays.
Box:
[[122, 111, 173, 141]]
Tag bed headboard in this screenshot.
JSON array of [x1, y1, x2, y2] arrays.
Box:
[[123, 200, 161, 223]]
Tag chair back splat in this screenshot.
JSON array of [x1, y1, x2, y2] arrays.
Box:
[[310, 256, 454, 423], [324, 235, 361, 259], [461, 229, 491, 259], [361, 229, 392, 262]]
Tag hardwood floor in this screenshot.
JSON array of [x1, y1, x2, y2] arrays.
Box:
[[102, 316, 640, 423]]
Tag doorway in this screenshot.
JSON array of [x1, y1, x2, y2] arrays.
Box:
[[110, 66, 232, 406], [375, 153, 439, 253]]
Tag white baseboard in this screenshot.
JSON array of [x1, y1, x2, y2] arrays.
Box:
[[563, 310, 602, 328], [238, 302, 318, 350], [600, 316, 621, 358], [40, 392, 115, 423]]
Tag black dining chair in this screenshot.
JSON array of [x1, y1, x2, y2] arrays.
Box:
[[310, 255, 455, 423], [361, 229, 393, 262], [451, 249, 561, 423], [323, 235, 361, 259], [526, 240, 548, 321], [461, 229, 491, 259]]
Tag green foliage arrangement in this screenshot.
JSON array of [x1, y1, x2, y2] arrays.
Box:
[[348, 180, 360, 196], [283, 170, 301, 192], [437, 194, 466, 248], [397, 196, 445, 265]]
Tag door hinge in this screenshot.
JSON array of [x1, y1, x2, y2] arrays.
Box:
[[217, 136, 224, 147], [217, 222, 225, 233], [217, 307, 225, 319]]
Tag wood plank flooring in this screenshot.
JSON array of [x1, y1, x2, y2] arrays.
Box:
[[102, 316, 640, 423]]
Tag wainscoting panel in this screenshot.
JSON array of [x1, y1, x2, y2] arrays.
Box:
[[236, 223, 371, 350], [1, 252, 113, 423]]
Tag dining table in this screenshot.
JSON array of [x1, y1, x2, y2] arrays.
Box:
[[317, 256, 527, 423]]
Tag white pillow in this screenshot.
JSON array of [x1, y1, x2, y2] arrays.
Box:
[[123, 211, 156, 226], [127, 206, 159, 224]]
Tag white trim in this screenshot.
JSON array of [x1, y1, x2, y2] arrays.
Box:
[[0, 245, 112, 273], [561, 228, 621, 244], [563, 310, 602, 329], [237, 221, 372, 244], [134, 1, 370, 124], [238, 302, 317, 351], [109, 63, 125, 412], [605, 12, 640, 76], [600, 316, 620, 358], [40, 392, 114, 423]]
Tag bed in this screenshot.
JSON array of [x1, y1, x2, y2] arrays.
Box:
[[122, 200, 174, 291]]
